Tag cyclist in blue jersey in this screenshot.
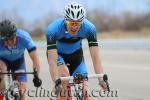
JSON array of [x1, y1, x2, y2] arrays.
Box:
[[0, 19, 41, 100], [46, 2, 108, 99]]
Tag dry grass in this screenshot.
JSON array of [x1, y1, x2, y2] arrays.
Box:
[[32, 28, 150, 41], [98, 28, 150, 39]]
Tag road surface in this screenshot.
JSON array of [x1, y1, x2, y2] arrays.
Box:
[[24, 40, 150, 100]]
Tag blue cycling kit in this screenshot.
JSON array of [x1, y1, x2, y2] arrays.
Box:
[[46, 18, 98, 76], [0, 29, 36, 82]]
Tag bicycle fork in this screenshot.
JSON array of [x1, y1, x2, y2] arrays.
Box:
[[5, 74, 20, 100], [74, 83, 84, 100]]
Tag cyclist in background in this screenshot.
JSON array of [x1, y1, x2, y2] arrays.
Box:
[[0, 19, 41, 100], [46, 2, 108, 100]]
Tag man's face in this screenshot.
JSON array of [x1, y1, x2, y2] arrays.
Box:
[[3, 37, 16, 47], [66, 20, 82, 35]]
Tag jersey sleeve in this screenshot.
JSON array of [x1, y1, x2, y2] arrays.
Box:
[[19, 30, 36, 53], [46, 24, 57, 50], [86, 23, 98, 47]]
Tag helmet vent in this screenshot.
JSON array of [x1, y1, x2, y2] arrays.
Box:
[[64, 2, 86, 21], [68, 8, 70, 13], [78, 5, 80, 9], [71, 11, 75, 18], [66, 15, 71, 20], [81, 9, 83, 13], [71, 5, 73, 9], [66, 10, 69, 15], [77, 11, 80, 19], [74, 6, 76, 9]]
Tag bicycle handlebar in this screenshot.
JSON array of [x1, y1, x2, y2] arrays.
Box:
[[0, 69, 36, 75], [0, 72, 35, 75], [57, 73, 110, 92], [60, 74, 104, 81], [0, 69, 42, 88]]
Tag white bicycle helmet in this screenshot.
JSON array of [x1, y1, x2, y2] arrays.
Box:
[[64, 2, 86, 21]]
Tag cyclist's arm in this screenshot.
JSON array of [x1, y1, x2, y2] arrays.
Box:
[[47, 49, 59, 82], [87, 24, 103, 74], [89, 46, 103, 74], [46, 30, 59, 82], [29, 50, 40, 73], [21, 30, 41, 73]]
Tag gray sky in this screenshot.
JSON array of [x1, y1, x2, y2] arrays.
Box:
[[0, 0, 149, 22]]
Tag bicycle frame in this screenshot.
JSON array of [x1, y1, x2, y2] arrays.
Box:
[[72, 80, 85, 100], [70, 73, 87, 100], [5, 71, 20, 100]]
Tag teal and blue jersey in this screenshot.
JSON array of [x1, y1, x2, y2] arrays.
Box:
[[46, 18, 98, 54], [0, 29, 36, 61]]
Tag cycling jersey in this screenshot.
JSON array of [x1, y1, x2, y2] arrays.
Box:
[[0, 29, 36, 61], [46, 18, 98, 54], [46, 18, 98, 76], [0, 29, 36, 82]]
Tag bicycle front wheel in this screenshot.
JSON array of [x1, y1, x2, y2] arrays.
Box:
[[14, 95, 20, 100], [76, 95, 83, 100], [5, 90, 20, 100]]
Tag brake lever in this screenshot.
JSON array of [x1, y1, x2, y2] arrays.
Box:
[[103, 74, 110, 92]]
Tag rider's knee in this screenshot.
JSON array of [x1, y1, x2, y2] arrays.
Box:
[[58, 65, 70, 77], [0, 60, 7, 92], [0, 60, 7, 72], [18, 82, 27, 95], [0, 79, 6, 92]]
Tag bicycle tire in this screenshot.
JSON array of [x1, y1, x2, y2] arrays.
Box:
[[5, 93, 12, 100], [74, 85, 84, 100], [5, 96, 9, 100], [76, 93, 83, 100], [14, 95, 20, 100], [5, 97, 10, 100], [5, 95, 20, 100]]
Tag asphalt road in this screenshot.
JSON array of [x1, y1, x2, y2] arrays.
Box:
[[24, 41, 150, 100]]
